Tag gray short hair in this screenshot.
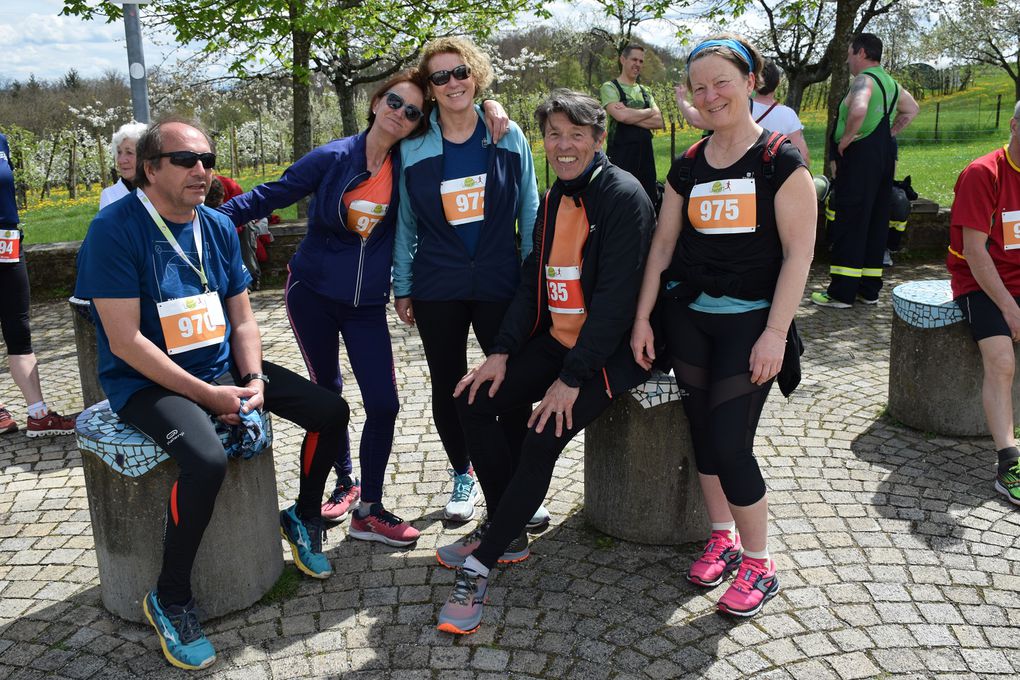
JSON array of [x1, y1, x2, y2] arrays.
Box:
[[111, 121, 148, 157], [1013, 100, 1020, 121], [534, 89, 607, 139], [135, 117, 213, 188]]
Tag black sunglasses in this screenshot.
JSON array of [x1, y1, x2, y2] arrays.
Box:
[[428, 64, 471, 87], [384, 91, 423, 123], [157, 151, 217, 169]]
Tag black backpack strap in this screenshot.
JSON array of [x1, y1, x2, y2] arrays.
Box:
[[639, 84, 651, 109], [761, 131, 789, 182], [677, 137, 710, 189]]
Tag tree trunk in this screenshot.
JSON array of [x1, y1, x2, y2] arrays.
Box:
[[290, 1, 313, 219], [785, 77, 808, 113], [68, 137, 78, 199], [823, 0, 862, 175]]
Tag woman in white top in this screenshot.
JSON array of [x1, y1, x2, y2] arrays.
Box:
[[676, 58, 810, 165], [98, 122, 148, 209]]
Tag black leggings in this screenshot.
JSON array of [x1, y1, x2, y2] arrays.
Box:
[[118, 360, 349, 605], [663, 299, 772, 507], [456, 333, 612, 569], [413, 298, 529, 474], [0, 254, 33, 355]]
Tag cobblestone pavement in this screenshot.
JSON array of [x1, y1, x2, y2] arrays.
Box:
[[1, 261, 1018, 679]]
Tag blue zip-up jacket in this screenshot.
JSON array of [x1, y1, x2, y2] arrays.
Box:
[[218, 131, 400, 306], [392, 105, 538, 301]]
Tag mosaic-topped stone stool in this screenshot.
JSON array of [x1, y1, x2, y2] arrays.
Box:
[[76, 400, 283, 623], [585, 371, 708, 544], [889, 280, 1020, 436]]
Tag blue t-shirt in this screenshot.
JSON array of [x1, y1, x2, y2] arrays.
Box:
[[441, 118, 488, 257], [74, 195, 252, 412], [0, 133, 19, 225]]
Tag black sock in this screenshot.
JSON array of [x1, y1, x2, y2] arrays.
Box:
[[997, 446, 1019, 472]]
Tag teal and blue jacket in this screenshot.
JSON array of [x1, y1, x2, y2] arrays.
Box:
[[392, 105, 538, 301]]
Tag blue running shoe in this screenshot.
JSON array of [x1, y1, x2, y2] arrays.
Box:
[[437, 567, 488, 635], [280, 504, 333, 579], [142, 591, 216, 670]]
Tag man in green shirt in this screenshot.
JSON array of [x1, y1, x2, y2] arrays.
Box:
[[811, 33, 918, 308], [600, 45, 664, 206]]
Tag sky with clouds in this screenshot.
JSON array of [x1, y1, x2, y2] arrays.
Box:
[[0, 0, 702, 85]]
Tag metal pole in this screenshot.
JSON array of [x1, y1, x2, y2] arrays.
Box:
[[123, 4, 150, 123]]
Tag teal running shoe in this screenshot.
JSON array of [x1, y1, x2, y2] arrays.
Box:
[[142, 591, 216, 670], [280, 504, 333, 578]]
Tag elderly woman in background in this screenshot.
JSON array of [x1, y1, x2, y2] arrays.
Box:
[[99, 122, 148, 209]]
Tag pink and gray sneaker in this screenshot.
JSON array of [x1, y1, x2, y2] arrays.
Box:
[[26, 410, 77, 437], [321, 476, 360, 522], [349, 504, 420, 547], [688, 530, 743, 587], [717, 556, 779, 617]]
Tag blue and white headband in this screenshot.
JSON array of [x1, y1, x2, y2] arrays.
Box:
[[687, 39, 754, 70]]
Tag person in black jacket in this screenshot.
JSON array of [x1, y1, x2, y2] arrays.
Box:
[[432, 89, 654, 635]]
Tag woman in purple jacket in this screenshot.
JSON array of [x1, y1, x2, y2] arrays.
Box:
[[218, 71, 428, 546]]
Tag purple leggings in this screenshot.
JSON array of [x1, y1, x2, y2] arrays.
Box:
[[285, 274, 398, 503]]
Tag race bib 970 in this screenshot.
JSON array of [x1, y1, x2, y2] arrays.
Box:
[[688, 178, 757, 234], [157, 292, 226, 355]]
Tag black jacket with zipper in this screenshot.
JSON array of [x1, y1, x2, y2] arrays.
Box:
[[491, 154, 654, 396]]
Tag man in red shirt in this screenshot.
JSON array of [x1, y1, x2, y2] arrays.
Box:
[[947, 100, 1020, 507]]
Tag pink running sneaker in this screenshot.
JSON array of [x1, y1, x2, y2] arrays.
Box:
[[717, 556, 779, 617], [26, 410, 77, 438], [0, 407, 18, 434], [688, 530, 743, 587], [349, 505, 420, 547], [321, 476, 360, 522]]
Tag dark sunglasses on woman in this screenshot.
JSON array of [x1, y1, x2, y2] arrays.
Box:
[[385, 91, 424, 122], [156, 151, 217, 169], [428, 64, 471, 87]]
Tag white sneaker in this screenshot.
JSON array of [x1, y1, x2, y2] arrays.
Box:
[[526, 504, 551, 530], [444, 469, 480, 521]]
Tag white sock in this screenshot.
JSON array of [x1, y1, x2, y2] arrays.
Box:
[[743, 548, 770, 563], [27, 401, 47, 419], [463, 555, 489, 577], [711, 521, 736, 539], [355, 501, 376, 518]]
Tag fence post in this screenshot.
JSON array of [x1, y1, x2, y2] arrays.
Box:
[[996, 94, 1002, 129], [670, 119, 676, 160], [230, 124, 239, 177], [934, 102, 940, 141]]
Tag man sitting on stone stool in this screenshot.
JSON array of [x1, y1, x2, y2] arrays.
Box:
[[75, 118, 349, 670], [433, 90, 654, 634], [947, 100, 1020, 508]]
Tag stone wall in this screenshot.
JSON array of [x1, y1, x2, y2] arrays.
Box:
[[25, 220, 309, 300]]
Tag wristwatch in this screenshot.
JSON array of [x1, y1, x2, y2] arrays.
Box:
[[240, 372, 270, 385]]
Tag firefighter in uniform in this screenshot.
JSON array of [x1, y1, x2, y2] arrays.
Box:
[[811, 33, 918, 308]]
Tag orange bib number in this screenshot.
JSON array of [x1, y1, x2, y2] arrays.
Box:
[[1003, 210, 1020, 251], [441, 175, 486, 226], [348, 199, 388, 239], [0, 229, 20, 263], [688, 178, 757, 234], [157, 292, 226, 355], [546, 265, 584, 315]]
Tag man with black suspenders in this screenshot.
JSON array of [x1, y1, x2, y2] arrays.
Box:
[[600, 45, 664, 206], [811, 33, 918, 308]]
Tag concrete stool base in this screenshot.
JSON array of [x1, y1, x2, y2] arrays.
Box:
[[585, 384, 708, 545], [888, 281, 1020, 437], [79, 434, 284, 623], [889, 315, 1020, 437]]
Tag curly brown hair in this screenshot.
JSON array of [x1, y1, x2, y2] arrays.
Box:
[[418, 37, 494, 97]]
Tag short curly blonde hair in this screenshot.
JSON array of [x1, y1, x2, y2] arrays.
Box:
[[418, 36, 494, 97]]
